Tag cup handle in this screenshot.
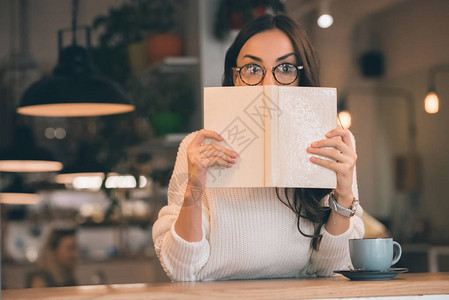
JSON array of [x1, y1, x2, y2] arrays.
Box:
[[392, 241, 402, 265]]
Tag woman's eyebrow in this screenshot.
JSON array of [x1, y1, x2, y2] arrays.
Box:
[[276, 53, 296, 62], [242, 54, 262, 62], [242, 53, 296, 62]]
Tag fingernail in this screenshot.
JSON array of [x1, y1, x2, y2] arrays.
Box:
[[311, 142, 318, 147]]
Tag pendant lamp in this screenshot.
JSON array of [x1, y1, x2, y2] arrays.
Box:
[[55, 142, 106, 187], [0, 175, 40, 205], [317, 0, 334, 29], [0, 126, 63, 173], [337, 95, 352, 129], [17, 0, 134, 117], [424, 65, 449, 114]]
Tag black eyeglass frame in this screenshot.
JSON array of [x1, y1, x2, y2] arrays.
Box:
[[232, 63, 304, 86]]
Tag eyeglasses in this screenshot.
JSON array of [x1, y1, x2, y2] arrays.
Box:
[[233, 63, 304, 86]]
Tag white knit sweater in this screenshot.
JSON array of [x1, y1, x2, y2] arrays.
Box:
[[152, 131, 364, 282]]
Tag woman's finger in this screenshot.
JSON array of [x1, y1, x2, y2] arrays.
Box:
[[191, 129, 224, 147], [201, 146, 237, 164], [213, 143, 238, 158], [206, 156, 235, 168], [201, 143, 238, 159], [309, 156, 346, 173], [307, 147, 349, 163], [311, 137, 351, 156], [325, 128, 354, 150]]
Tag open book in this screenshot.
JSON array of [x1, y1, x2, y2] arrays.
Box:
[[203, 85, 337, 188]]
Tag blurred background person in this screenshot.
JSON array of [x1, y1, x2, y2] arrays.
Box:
[[26, 228, 78, 288]]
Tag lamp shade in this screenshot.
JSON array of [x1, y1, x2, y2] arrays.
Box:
[[55, 142, 107, 185], [338, 110, 352, 129], [424, 90, 439, 114], [0, 126, 63, 172], [337, 95, 352, 129], [56, 170, 105, 186], [17, 45, 134, 117], [317, 0, 333, 28], [0, 176, 40, 205], [0, 192, 40, 205]]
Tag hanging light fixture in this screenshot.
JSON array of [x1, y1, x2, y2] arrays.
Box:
[[0, 125, 63, 173], [0, 175, 40, 205], [55, 142, 106, 187], [17, 0, 134, 117], [424, 90, 439, 114], [424, 65, 449, 114], [337, 95, 352, 129], [317, 0, 334, 29]]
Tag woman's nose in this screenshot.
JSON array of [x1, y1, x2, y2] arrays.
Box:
[[262, 70, 277, 85]]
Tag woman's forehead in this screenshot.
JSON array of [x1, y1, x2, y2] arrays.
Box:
[[237, 29, 295, 62]]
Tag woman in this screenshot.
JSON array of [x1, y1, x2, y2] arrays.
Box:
[[27, 228, 78, 288], [153, 14, 364, 282]]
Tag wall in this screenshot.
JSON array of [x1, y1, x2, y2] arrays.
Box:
[[312, 0, 449, 241], [0, 0, 125, 73], [301, 0, 409, 217], [199, 0, 238, 88], [373, 0, 449, 241]]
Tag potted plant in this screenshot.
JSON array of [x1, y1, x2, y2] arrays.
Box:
[[214, 0, 285, 40], [92, 1, 147, 76], [138, 0, 183, 63], [92, 0, 182, 76], [129, 71, 195, 136]]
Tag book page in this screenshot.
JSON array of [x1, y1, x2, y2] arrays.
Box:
[[203, 86, 265, 187], [274, 86, 337, 188]]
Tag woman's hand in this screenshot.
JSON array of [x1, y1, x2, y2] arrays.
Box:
[[175, 129, 238, 242], [306, 128, 357, 207], [187, 129, 238, 189]]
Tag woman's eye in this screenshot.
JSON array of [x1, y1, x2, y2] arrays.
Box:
[[245, 64, 262, 74], [278, 63, 295, 73]]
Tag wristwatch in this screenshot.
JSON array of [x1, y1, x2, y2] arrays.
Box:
[[329, 193, 359, 217]]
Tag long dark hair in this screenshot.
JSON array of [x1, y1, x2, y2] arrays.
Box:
[[222, 14, 332, 250]]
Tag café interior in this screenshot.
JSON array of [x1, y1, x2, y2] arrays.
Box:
[[1, 0, 449, 296]]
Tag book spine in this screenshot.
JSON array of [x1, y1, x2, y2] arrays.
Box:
[[263, 85, 277, 186]]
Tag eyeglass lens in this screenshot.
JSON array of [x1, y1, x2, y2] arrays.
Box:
[[239, 63, 299, 85]]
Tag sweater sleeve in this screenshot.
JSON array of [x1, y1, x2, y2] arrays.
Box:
[[306, 131, 365, 277], [152, 131, 211, 281]]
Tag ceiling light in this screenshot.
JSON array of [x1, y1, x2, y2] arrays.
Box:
[[318, 14, 333, 29], [0, 126, 63, 173], [424, 91, 439, 114], [56, 143, 106, 186], [338, 110, 352, 129], [337, 96, 351, 129], [424, 65, 449, 114], [0, 176, 41, 205], [17, 0, 134, 117], [317, 0, 334, 29]]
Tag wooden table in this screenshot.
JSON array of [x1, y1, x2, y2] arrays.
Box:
[[2, 272, 449, 300]]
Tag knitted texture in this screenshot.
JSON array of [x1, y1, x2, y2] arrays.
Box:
[[152, 131, 364, 281]]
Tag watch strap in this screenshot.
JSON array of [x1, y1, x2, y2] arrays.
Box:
[[329, 193, 358, 217]]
